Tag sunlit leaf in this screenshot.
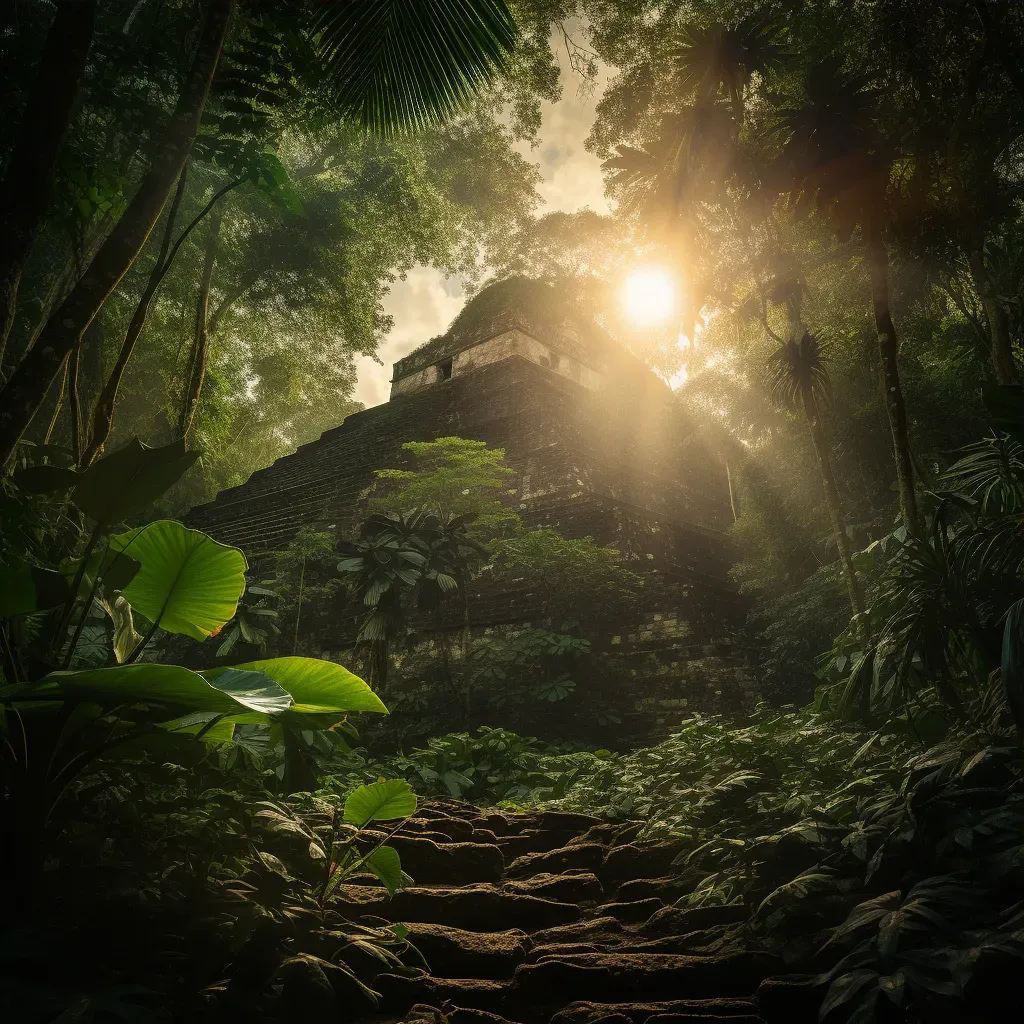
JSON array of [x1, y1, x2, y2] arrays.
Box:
[[344, 779, 417, 826], [110, 521, 247, 640]]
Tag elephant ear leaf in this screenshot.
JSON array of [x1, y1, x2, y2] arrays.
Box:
[[203, 668, 293, 716], [13, 464, 80, 494], [110, 521, 247, 640], [0, 558, 72, 618], [344, 779, 417, 827], [28, 663, 265, 715], [205, 657, 388, 718], [72, 438, 200, 524], [365, 845, 407, 894]]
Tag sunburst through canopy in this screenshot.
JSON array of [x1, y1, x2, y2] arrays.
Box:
[[623, 267, 677, 327]]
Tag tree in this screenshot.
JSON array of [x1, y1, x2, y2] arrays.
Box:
[[765, 331, 865, 616], [775, 63, 920, 535], [0, 0, 232, 465], [0, 0, 98, 362], [0, 0, 523, 466], [672, 12, 785, 121], [370, 436, 521, 537]]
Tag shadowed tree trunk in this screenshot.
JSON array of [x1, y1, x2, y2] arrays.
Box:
[[865, 218, 919, 535], [68, 344, 82, 465], [42, 358, 70, 446], [800, 387, 865, 616], [178, 204, 224, 442], [967, 244, 1020, 385], [83, 173, 242, 467], [0, 0, 98, 362], [0, 0, 233, 469]]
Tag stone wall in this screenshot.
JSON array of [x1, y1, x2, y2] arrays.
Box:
[[392, 329, 606, 398], [187, 349, 757, 744]]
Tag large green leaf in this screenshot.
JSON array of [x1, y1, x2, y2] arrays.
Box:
[[0, 558, 71, 617], [312, 0, 518, 134], [23, 664, 292, 720], [204, 668, 294, 716], [344, 779, 417, 826], [365, 845, 406, 894], [13, 464, 79, 494], [110, 521, 247, 640], [207, 657, 388, 716], [72, 438, 200, 524]]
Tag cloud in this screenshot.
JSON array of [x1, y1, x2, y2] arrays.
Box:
[[352, 267, 466, 407]]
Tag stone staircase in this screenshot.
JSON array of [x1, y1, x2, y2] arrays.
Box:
[[327, 801, 814, 1024]]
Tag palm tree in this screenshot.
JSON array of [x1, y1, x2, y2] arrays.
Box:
[[775, 63, 920, 535], [336, 508, 484, 691], [0, 0, 520, 467], [766, 331, 865, 616], [671, 13, 785, 120]]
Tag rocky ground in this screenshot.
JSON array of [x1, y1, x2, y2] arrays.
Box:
[[317, 800, 816, 1024]]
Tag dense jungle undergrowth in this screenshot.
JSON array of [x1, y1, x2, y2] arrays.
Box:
[[5, 1, 1024, 1022]]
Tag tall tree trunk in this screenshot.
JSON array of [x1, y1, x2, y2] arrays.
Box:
[[0, 0, 233, 470], [800, 388, 865, 616], [82, 173, 241, 467], [0, 0, 98, 361], [178, 204, 223, 442], [42, 358, 70, 446], [865, 219, 919, 535], [81, 167, 189, 469], [68, 344, 82, 466], [967, 244, 1020, 385]]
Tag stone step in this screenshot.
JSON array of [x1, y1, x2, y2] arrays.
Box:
[[384, 835, 505, 884], [513, 952, 783, 1003], [641, 905, 749, 937], [402, 922, 529, 979], [594, 897, 665, 922], [598, 842, 684, 887], [503, 871, 604, 903], [529, 915, 625, 947], [507, 843, 606, 878], [377, 974, 516, 1018], [614, 876, 689, 903], [334, 883, 582, 932], [549, 998, 763, 1024]]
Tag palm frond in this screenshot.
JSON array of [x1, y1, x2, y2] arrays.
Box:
[[312, 0, 518, 134], [765, 331, 832, 412]]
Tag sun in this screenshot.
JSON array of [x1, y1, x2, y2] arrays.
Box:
[[623, 267, 677, 328]]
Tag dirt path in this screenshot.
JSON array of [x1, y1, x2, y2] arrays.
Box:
[[328, 800, 812, 1024]]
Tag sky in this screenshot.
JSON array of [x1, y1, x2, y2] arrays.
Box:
[[351, 44, 611, 409]]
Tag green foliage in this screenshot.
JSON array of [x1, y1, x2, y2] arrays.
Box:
[[0, 765, 420, 1020], [110, 520, 247, 641], [325, 726, 599, 804], [370, 436, 520, 536], [312, 0, 518, 134], [0, 460, 387, 898], [343, 778, 418, 827], [822, 435, 1024, 720], [215, 583, 281, 657], [490, 528, 642, 625], [337, 507, 487, 687]]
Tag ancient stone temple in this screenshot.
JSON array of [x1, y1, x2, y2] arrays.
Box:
[[187, 278, 757, 742]]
